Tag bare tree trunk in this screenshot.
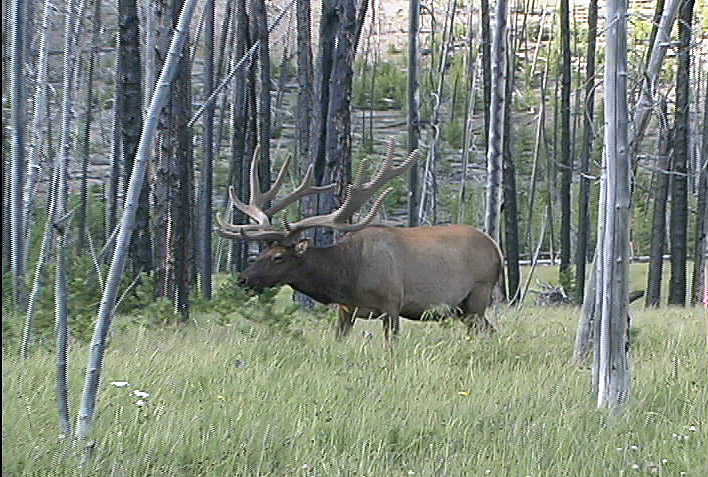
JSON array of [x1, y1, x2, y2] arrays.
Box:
[[558, 0, 572, 285], [23, 0, 53, 269], [107, 33, 122, 247], [171, 0, 194, 319], [23, 169, 59, 359], [480, 0, 492, 153], [76, 0, 199, 443], [310, 0, 367, 246], [408, 0, 420, 226], [293, 0, 315, 305], [226, 0, 250, 273], [56, 0, 84, 436], [296, 0, 314, 167], [575, 0, 597, 304], [318, 0, 367, 245], [691, 75, 708, 305], [668, 0, 695, 306], [646, 98, 671, 307], [457, 4, 478, 224], [78, 0, 102, 251], [596, 0, 631, 409], [10, 0, 27, 310], [119, 0, 150, 273], [502, 34, 519, 303], [483, 0, 507, 244], [252, 0, 271, 197], [201, 0, 215, 298]]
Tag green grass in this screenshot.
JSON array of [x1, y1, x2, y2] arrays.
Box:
[[3, 286, 706, 476]]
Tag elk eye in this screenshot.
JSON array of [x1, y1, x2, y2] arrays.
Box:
[[272, 254, 284, 263]]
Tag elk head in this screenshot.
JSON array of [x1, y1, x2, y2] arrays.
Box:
[[217, 139, 419, 294]]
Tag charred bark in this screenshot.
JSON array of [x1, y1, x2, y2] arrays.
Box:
[[668, 0, 694, 306]]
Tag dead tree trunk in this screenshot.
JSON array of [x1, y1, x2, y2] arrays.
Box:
[[575, 0, 597, 304], [76, 0, 199, 443], [201, 0, 215, 298], [10, 0, 27, 310], [480, 0, 492, 153], [502, 34, 519, 302], [645, 98, 672, 307], [690, 74, 708, 305], [596, 0, 631, 409], [311, 0, 368, 246], [119, 0, 151, 273], [668, 0, 695, 306], [252, 0, 271, 197], [408, 0, 420, 226], [559, 0, 573, 287], [483, 0, 507, 245]]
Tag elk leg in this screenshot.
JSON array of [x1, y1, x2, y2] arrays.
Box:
[[337, 306, 356, 339], [462, 287, 496, 335], [381, 312, 400, 341]]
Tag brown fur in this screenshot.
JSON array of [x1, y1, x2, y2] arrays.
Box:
[[239, 224, 504, 339]]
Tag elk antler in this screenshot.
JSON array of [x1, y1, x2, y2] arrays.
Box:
[[217, 138, 419, 243]]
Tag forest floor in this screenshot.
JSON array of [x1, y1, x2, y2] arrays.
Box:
[[3, 263, 707, 476]]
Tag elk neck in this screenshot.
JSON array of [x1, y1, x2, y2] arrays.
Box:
[[286, 242, 354, 305]]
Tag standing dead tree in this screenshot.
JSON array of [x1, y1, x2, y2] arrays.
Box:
[[558, 0, 572, 287], [595, 0, 631, 409], [10, 0, 27, 310], [690, 74, 708, 305], [76, 0, 200, 443], [668, 0, 695, 306], [483, 0, 507, 246], [408, 0, 421, 226]]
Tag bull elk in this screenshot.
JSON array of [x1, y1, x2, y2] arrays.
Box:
[[217, 141, 504, 339]]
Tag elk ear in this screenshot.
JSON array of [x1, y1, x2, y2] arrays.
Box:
[[294, 239, 310, 256]]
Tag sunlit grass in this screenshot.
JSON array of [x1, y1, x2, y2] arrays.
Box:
[[3, 285, 705, 476]]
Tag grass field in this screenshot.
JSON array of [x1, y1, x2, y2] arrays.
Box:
[[2, 266, 706, 476]]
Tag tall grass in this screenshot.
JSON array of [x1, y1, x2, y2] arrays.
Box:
[[3, 288, 705, 476]]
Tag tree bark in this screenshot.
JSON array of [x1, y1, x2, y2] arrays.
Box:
[[407, 0, 420, 226], [483, 0, 507, 245], [226, 0, 250, 273], [10, 0, 27, 310], [668, 0, 695, 306], [645, 98, 671, 307], [559, 0, 572, 284], [311, 0, 367, 247], [596, 0, 631, 409], [23, 0, 52, 270], [23, 169, 59, 359], [480, 0, 492, 154], [253, 0, 271, 199], [318, 0, 367, 245], [502, 37, 519, 302], [575, 0, 597, 304], [56, 0, 83, 436], [201, 0, 215, 298], [170, 0, 194, 319], [119, 0, 151, 273], [76, 0, 199, 442], [690, 75, 708, 305]]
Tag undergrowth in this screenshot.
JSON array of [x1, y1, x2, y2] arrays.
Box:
[[2, 291, 705, 477]]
